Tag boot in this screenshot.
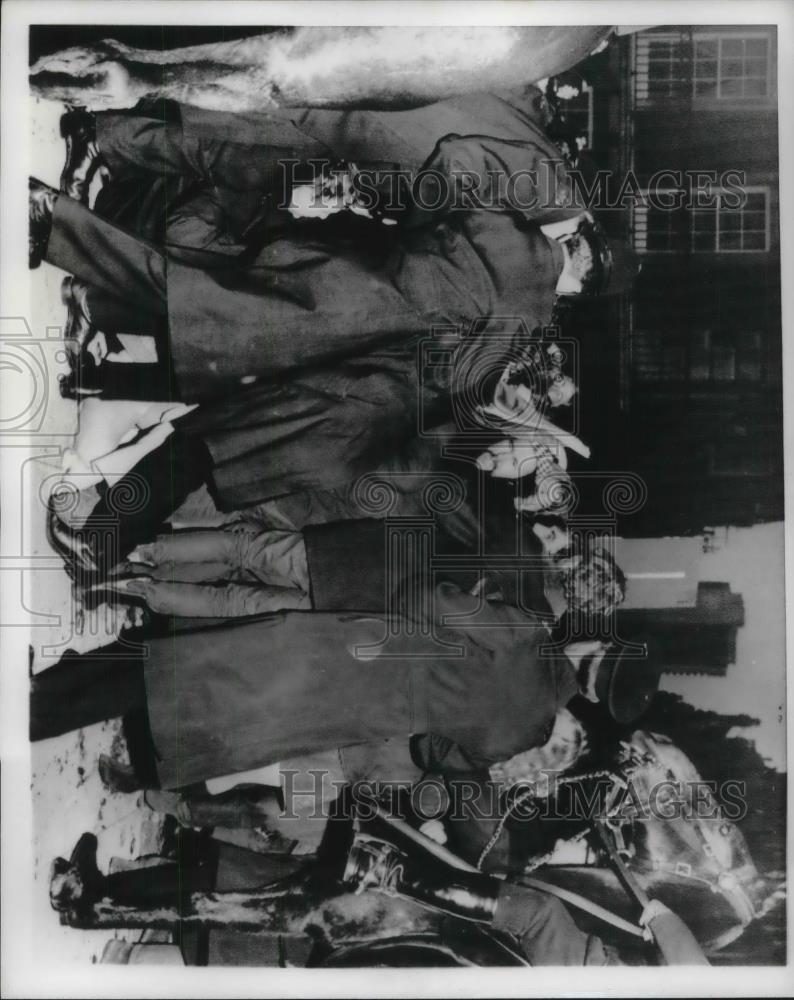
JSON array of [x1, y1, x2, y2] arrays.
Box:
[[343, 831, 500, 923], [60, 109, 101, 203], [29, 177, 58, 269], [61, 276, 93, 345], [49, 832, 106, 918], [46, 499, 100, 580], [51, 830, 218, 917]]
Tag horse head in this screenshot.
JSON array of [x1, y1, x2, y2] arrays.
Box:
[[607, 730, 778, 948]]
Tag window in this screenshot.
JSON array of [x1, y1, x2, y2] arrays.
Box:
[[691, 188, 769, 252], [634, 33, 690, 102], [693, 34, 770, 99], [633, 187, 770, 254], [635, 30, 772, 103]]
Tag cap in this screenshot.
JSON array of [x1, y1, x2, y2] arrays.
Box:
[[573, 218, 642, 297], [593, 637, 661, 724]]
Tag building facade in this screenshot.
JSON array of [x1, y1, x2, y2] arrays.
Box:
[[562, 25, 782, 536]]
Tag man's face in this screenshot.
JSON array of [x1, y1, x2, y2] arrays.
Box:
[[476, 440, 539, 479], [532, 521, 570, 555], [546, 374, 577, 408], [288, 168, 368, 220]]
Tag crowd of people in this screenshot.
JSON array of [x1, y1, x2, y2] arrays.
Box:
[[30, 83, 687, 966]]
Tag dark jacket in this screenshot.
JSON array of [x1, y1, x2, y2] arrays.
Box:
[[165, 131, 573, 400], [142, 582, 578, 789]]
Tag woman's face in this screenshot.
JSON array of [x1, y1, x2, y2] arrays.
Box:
[[532, 521, 570, 555], [476, 440, 539, 479], [546, 374, 577, 408]]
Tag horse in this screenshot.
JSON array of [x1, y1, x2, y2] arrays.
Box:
[[29, 26, 611, 112], [48, 730, 782, 966]]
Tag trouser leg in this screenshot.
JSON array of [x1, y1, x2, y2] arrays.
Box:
[[81, 431, 212, 568], [29, 646, 147, 741], [133, 580, 312, 618], [46, 195, 167, 319], [132, 529, 245, 573], [134, 527, 310, 592], [96, 105, 334, 195], [492, 882, 617, 966], [83, 283, 159, 335], [230, 529, 310, 590]]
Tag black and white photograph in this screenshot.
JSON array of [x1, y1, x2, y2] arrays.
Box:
[[1, 2, 791, 995]]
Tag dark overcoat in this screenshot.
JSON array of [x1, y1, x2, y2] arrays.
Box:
[[142, 583, 577, 789], [164, 132, 571, 398]]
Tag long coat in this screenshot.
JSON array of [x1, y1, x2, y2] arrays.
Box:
[[164, 130, 571, 398], [142, 583, 577, 789], [51, 93, 575, 507]]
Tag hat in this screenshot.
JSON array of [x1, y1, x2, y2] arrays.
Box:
[[572, 218, 641, 297], [592, 637, 661, 724]]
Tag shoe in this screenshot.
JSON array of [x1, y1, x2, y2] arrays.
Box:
[[61, 276, 93, 344], [29, 177, 58, 269], [66, 832, 106, 901], [60, 109, 101, 203], [110, 557, 155, 576], [46, 501, 100, 579]]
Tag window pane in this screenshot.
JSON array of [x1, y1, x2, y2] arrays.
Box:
[[695, 80, 718, 97], [695, 39, 718, 58], [743, 78, 767, 97], [742, 232, 766, 250], [744, 193, 766, 211], [695, 59, 718, 78], [649, 40, 674, 56], [721, 59, 745, 78], [719, 231, 741, 250], [721, 38, 744, 57], [720, 77, 742, 96], [746, 38, 768, 57], [742, 211, 767, 230], [692, 232, 714, 251], [692, 210, 716, 232], [745, 58, 768, 76], [720, 212, 741, 232]]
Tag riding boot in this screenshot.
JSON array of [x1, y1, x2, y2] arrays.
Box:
[[60, 109, 102, 203], [103, 856, 217, 912], [29, 178, 58, 268], [58, 830, 219, 914], [343, 831, 500, 923]]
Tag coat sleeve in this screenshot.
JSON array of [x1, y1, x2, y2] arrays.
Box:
[[399, 580, 550, 655], [407, 133, 581, 227]]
